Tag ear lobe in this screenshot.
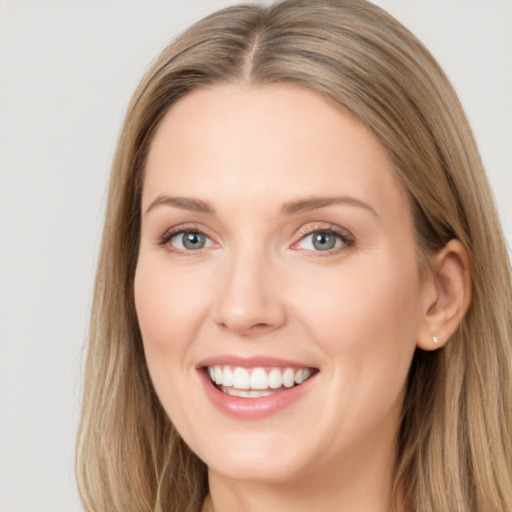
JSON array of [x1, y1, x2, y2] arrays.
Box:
[[416, 239, 472, 351]]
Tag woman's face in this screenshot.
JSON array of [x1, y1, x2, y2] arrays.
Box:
[[135, 84, 432, 487]]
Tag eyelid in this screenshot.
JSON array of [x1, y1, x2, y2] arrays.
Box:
[[157, 223, 218, 254], [155, 221, 355, 256], [291, 222, 355, 255]]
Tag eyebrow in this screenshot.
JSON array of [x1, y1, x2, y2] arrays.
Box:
[[281, 196, 377, 216], [145, 194, 377, 217], [145, 195, 216, 215]]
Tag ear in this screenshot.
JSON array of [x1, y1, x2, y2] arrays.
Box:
[[416, 239, 472, 351]]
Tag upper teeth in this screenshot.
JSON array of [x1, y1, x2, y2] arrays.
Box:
[[207, 366, 314, 390]]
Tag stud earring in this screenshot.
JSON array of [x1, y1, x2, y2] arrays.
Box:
[[433, 336, 439, 344]]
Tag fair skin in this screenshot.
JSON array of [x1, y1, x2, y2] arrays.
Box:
[[134, 84, 470, 512]]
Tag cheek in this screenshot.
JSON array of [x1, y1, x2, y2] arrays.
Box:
[[134, 260, 208, 354], [292, 252, 422, 377], [133, 258, 212, 426], [134, 262, 208, 405], [293, 254, 422, 440]]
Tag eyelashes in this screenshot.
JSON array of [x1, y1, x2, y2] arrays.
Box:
[[157, 222, 355, 257], [291, 225, 355, 256], [166, 231, 214, 251], [157, 223, 217, 255]]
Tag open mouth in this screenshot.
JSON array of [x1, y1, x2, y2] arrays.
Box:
[[206, 365, 318, 398]]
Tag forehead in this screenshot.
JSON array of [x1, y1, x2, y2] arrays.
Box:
[[142, 83, 409, 222]]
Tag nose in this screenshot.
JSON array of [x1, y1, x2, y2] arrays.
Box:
[[213, 249, 287, 336]]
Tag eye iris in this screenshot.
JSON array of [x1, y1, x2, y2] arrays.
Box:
[[182, 232, 205, 250], [312, 232, 336, 250]]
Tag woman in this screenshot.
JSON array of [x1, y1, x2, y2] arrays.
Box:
[[76, 1, 512, 511]]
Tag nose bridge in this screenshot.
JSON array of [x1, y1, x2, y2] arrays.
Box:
[[214, 239, 286, 334]]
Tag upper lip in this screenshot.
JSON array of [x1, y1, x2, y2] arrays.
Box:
[[197, 355, 317, 370]]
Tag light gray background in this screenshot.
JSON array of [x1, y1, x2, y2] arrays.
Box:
[[1, 1, 510, 511]]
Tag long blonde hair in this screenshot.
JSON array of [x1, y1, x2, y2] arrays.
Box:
[[76, 1, 512, 511]]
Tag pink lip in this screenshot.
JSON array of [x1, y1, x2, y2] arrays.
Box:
[[196, 356, 318, 420], [197, 354, 314, 369]]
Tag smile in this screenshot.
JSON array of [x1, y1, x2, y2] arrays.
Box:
[[207, 366, 316, 398]]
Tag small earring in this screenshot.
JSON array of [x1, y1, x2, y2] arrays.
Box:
[[433, 336, 439, 344]]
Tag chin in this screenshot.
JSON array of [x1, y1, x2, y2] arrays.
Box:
[[188, 427, 318, 485], [206, 452, 305, 485]]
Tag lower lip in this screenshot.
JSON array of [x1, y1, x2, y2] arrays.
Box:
[[198, 370, 316, 420]]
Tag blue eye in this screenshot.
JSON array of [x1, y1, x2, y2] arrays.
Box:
[[295, 230, 346, 252], [169, 231, 213, 251], [311, 232, 338, 250]]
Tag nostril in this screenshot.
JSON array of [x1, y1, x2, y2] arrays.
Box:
[[253, 323, 270, 330], [218, 321, 272, 333], [214, 291, 287, 334]]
